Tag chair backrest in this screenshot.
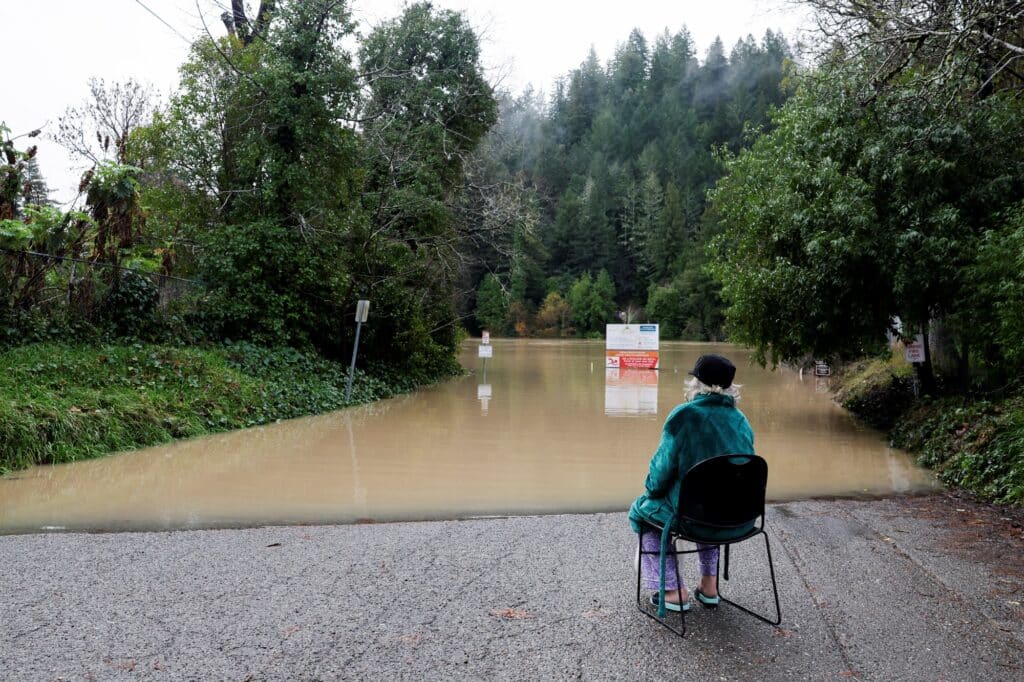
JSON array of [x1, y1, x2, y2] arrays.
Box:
[[677, 454, 767, 530]]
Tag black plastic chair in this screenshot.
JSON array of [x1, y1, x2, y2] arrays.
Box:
[[635, 454, 781, 637]]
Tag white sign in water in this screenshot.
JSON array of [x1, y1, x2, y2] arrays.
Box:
[[482, 330, 490, 345], [606, 324, 659, 350], [606, 324, 660, 369], [479, 345, 493, 358]]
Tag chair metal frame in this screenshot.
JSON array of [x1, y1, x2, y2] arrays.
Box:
[[634, 454, 782, 637]]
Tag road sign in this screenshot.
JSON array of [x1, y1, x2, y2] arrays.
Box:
[[479, 345, 493, 358], [355, 299, 370, 323], [482, 330, 490, 345], [346, 300, 371, 401], [905, 335, 926, 363]]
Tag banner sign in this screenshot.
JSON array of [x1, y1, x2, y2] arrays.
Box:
[[606, 324, 659, 369], [606, 350, 660, 370]]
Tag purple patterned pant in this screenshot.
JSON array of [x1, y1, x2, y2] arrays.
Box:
[[639, 527, 719, 591]]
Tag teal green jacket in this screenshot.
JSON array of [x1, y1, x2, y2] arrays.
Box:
[[628, 392, 755, 615]]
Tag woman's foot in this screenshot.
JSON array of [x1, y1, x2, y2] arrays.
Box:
[[650, 589, 691, 612], [663, 587, 689, 606], [695, 576, 720, 608]]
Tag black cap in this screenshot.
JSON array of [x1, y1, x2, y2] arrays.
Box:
[[689, 354, 736, 389]]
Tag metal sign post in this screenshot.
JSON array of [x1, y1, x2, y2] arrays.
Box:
[[345, 300, 370, 402]]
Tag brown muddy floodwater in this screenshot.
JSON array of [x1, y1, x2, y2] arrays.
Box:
[[0, 341, 937, 533]]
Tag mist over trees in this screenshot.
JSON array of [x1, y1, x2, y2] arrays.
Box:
[[465, 27, 793, 339]]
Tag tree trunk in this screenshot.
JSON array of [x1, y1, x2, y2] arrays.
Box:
[[956, 339, 970, 393], [917, 324, 938, 396]]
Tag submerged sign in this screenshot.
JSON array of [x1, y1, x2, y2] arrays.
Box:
[[606, 324, 659, 370]]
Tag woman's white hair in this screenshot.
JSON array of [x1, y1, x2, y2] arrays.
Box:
[[685, 375, 742, 403]]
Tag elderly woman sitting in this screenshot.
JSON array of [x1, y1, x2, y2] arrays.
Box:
[[629, 354, 755, 615]]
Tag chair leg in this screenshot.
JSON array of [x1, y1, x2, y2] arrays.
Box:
[[635, 531, 643, 610], [717, 530, 782, 627], [634, 529, 686, 637], [672, 537, 687, 637]]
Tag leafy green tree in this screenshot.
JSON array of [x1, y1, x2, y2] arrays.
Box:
[[474, 274, 508, 335], [568, 269, 617, 336], [709, 65, 1024, 385], [962, 201, 1024, 375], [358, 1, 497, 371]]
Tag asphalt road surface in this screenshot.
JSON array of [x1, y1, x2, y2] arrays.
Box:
[[2, 495, 1023, 681]]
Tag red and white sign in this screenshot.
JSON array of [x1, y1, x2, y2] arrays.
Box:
[[904, 335, 926, 363], [606, 350, 660, 370], [606, 324, 659, 369]]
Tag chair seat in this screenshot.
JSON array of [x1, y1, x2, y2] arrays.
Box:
[[675, 519, 757, 544]]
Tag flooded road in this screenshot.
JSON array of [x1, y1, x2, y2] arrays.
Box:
[[0, 341, 936, 533]]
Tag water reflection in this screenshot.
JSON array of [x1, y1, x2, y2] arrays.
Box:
[[477, 384, 492, 414], [0, 341, 937, 533], [605, 368, 659, 416]]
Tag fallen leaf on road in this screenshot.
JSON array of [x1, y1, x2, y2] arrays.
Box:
[[771, 627, 794, 638], [490, 607, 532, 620]]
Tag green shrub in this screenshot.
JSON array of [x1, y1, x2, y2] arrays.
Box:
[[891, 397, 1024, 505], [98, 270, 160, 338], [834, 355, 915, 429]]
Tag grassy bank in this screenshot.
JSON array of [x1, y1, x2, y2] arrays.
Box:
[[0, 342, 457, 474], [835, 357, 1024, 506]]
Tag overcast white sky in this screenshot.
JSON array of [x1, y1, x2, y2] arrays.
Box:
[[2, 0, 811, 203]]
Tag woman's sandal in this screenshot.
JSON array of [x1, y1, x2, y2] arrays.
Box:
[[695, 589, 720, 609], [650, 592, 691, 612]]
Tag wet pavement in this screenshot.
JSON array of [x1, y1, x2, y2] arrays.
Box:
[[2, 494, 1022, 681]]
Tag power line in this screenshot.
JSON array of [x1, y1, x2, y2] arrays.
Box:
[[130, 0, 193, 44], [1, 247, 204, 286]]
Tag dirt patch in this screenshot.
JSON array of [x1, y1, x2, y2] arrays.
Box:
[[883, 493, 1024, 584]]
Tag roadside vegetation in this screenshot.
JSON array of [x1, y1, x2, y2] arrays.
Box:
[[0, 342, 455, 475], [1, 1, 487, 472], [835, 354, 1024, 506]]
